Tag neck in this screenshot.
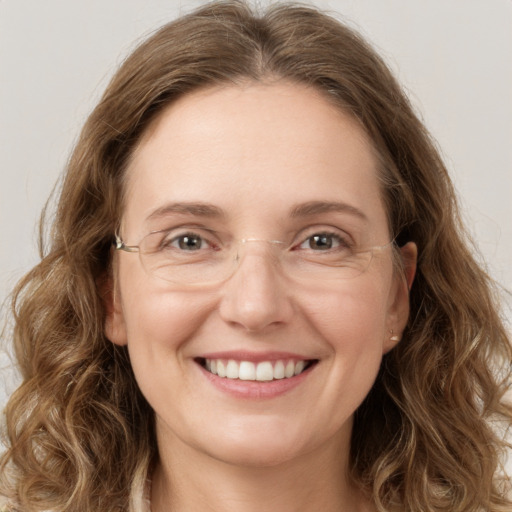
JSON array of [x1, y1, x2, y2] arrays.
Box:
[[151, 429, 372, 512]]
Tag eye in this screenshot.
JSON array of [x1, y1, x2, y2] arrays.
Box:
[[169, 233, 210, 251], [298, 232, 350, 251], [142, 227, 221, 255]]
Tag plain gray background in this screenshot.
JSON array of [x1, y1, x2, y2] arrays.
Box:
[[1, 0, 511, 472]]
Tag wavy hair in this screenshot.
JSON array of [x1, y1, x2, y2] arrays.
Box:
[[1, 1, 511, 510]]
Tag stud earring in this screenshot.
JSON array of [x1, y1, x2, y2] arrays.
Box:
[[390, 329, 400, 342]]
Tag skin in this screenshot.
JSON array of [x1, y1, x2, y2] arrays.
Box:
[[105, 81, 416, 512]]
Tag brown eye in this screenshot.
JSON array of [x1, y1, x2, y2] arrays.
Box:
[[299, 233, 346, 251], [173, 234, 207, 251], [308, 234, 333, 250]]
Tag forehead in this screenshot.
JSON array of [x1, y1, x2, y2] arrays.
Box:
[[123, 81, 388, 238]]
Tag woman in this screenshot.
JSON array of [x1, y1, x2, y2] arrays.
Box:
[[1, 1, 510, 511]]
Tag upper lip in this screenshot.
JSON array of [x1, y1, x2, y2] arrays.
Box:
[[196, 350, 316, 363]]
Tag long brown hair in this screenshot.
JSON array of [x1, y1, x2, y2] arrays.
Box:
[[2, 2, 511, 510]]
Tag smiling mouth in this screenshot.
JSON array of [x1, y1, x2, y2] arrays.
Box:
[[196, 358, 318, 382]]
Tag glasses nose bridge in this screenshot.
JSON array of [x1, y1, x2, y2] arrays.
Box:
[[224, 238, 288, 291], [234, 237, 285, 262]]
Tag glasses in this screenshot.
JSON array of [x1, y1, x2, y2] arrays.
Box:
[[114, 227, 395, 288]]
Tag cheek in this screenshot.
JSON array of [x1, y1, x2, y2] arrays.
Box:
[[117, 260, 215, 382], [123, 288, 214, 352], [305, 281, 390, 348], [117, 251, 208, 342], [301, 280, 391, 401], [119, 285, 218, 413]]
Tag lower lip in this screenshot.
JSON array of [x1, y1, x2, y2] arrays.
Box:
[[197, 362, 315, 399]]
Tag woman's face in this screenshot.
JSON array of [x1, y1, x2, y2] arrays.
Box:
[[106, 82, 414, 467]]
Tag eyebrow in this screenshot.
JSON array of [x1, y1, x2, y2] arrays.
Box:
[[146, 202, 225, 221], [144, 200, 367, 223], [290, 201, 368, 222]]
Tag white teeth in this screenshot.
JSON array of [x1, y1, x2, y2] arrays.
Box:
[[239, 361, 256, 380], [285, 361, 295, 378], [274, 360, 285, 379], [217, 360, 226, 378], [294, 360, 305, 376], [256, 361, 274, 381], [226, 360, 239, 379], [204, 358, 312, 381]]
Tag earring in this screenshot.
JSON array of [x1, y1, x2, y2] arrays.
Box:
[[390, 329, 400, 342]]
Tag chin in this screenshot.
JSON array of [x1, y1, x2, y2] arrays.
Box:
[[194, 418, 318, 468], [207, 439, 304, 468]]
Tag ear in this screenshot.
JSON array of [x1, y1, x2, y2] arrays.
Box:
[[383, 241, 417, 353], [100, 270, 128, 346]]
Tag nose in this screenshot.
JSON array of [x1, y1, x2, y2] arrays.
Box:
[[218, 244, 294, 332]]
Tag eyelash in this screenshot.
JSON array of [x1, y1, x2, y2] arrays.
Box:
[[158, 227, 352, 252], [161, 231, 219, 251], [294, 231, 352, 252]]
